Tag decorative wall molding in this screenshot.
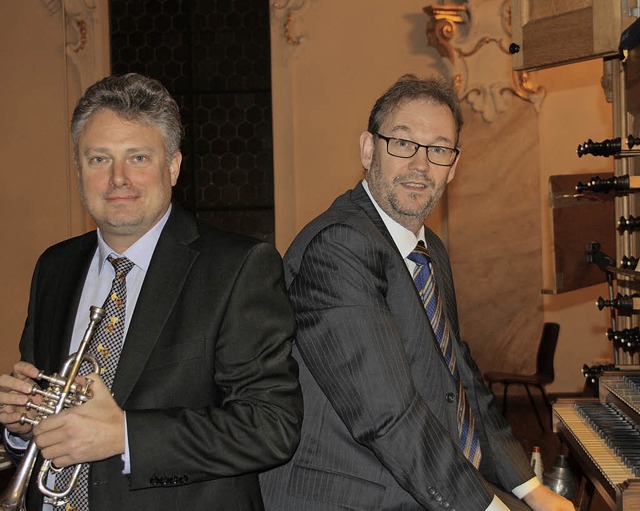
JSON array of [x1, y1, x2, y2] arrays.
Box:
[[271, 0, 314, 47], [35, 0, 109, 236], [40, 0, 62, 15], [38, 0, 108, 94], [425, 0, 545, 123], [64, 0, 108, 93]]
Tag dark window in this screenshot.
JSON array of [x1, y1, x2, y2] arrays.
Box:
[[110, 0, 274, 242]]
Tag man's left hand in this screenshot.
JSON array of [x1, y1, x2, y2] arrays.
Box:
[[33, 373, 125, 467], [523, 484, 576, 511]]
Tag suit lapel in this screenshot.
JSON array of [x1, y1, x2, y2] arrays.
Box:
[[111, 207, 199, 404], [349, 182, 398, 250], [350, 182, 433, 324], [42, 234, 97, 373]]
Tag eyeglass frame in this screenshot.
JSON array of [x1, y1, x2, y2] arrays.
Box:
[[373, 132, 460, 167]]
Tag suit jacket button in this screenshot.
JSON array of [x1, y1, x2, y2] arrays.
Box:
[[150, 476, 159, 485], [169, 476, 179, 485], [159, 476, 168, 485], [446, 392, 455, 403], [179, 475, 189, 484], [427, 487, 437, 496], [441, 500, 450, 508], [434, 493, 443, 502]]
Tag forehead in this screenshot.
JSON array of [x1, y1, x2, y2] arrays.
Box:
[[79, 109, 164, 148], [380, 99, 456, 139]]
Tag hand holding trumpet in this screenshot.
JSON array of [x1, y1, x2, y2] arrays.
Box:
[[0, 365, 125, 467], [33, 372, 125, 467], [0, 361, 42, 438]]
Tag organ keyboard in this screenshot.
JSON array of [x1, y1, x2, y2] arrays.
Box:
[[553, 372, 640, 510]]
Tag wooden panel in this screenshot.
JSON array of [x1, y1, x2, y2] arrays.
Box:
[[548, 173, 616, 294], [528, 0, 591, 19], [521, 7, 594, 71], [511, 0, 630, 71], [625, 47, 640, 115], [593, 0, 623, 54]]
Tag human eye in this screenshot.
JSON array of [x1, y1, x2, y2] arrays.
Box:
[[130, 154, 149, 165], [392, 138, 413, 149], [88, 155, 109, 166], [429, 145, 449, 155]]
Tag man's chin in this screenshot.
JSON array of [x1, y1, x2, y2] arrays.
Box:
[[101, 217, 144, 234], [391, 198, 434, 222]]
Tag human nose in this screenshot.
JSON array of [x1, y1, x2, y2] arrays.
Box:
[[110, 159, 130, 187], [409, 145, 431, 171]]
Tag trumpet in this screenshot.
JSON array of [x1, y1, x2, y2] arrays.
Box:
[[0, 305, 106, 511]]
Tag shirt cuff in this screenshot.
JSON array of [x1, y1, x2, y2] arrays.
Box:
[[512, 477, 541, 499], [486, 495, 511, 511], [484, 477, 541, 511], [4, 428, 29, 451], [121, 412, 131, 474]]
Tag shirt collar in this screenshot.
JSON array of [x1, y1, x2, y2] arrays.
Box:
[[362, 179, 425, 259], [97, 203, 173, 274]]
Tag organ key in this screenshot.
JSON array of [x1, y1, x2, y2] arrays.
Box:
[[553, 372, 640, 510]]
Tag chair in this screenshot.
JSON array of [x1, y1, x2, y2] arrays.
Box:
[[484, 322, 560, 432]]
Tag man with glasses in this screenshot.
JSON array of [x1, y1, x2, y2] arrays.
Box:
[[260, 75, 574, 510]]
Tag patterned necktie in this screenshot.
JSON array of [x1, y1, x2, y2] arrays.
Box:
[[407, 242, 482, 468], [87, 256, 135, 388], [54, 256, 135, 511]]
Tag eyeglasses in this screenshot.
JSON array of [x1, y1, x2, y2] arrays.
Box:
[[374, 132, 459, 166]]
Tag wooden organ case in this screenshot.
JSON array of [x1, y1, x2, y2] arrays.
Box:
[[512, 1, 640, 509]]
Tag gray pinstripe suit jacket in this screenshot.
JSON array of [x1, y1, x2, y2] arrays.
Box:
[[260, 182, 534, 510]]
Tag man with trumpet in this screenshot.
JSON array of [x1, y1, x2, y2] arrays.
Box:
[[0, 73, 302, 510]]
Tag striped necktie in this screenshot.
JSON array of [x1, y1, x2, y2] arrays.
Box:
[[408, 242, 482, 468]]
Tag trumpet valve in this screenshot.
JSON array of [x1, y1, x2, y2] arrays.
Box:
[[31, 386, 61, 403], [64, 394, 90, 407], [24, 400, 54, 417], [20, 414, 39, 427], [38, 372, 65, 388]]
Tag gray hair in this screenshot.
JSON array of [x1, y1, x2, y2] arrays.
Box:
[[367, 74, 463, 143], [71, 73, 184, 164]]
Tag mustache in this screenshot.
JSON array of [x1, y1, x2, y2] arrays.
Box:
[[392, 172, 436, 187], [101, 188, 143, 199]]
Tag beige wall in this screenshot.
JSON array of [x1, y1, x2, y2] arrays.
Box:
[[270, 1, 614, 393], [0, 1, 109, 374], [0, 3, 71, 373], [271, 0, 450, 251]]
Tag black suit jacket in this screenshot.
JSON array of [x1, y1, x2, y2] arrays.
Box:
[[260, 183, 534, 510], [17, 205, 302, 511]]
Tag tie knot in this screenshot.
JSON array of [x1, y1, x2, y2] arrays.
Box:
[[407, 242, 431, 267], [108, 256, 135, 278]]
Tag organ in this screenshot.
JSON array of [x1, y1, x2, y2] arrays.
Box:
[[511, 2, 640, 509]]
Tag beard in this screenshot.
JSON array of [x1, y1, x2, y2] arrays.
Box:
[[366, 152, 445, 230]]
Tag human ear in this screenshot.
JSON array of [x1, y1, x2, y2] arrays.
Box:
[[359, 131, 374, 170], [446, 151, 460, 184], [169, 152, 182, 186]]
